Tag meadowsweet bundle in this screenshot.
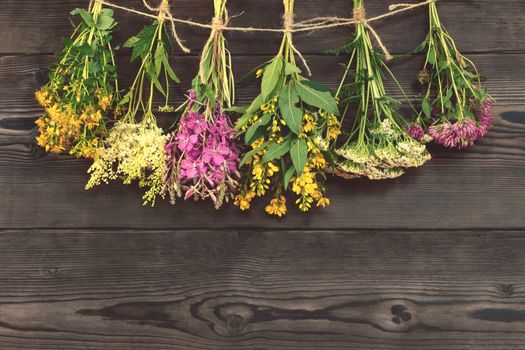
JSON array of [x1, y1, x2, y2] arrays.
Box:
[[162, 0, 240, 209], [409, 1, 492, 149], [86, 0, 180, 206], [35, 1, 119, 159], [233, 0, 340, 217], [331, 0, 431, 180]]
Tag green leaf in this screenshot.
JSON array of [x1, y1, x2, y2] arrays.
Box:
[[422, 98, 431, 118], [427, 47, 437, 65], [235, 94, 265, 130], [240, 144, 266, 167], [283, 166, 296, 190], [224, 105, 248, 114], [162, 57, 180, 83], [118, 91, 132, 106], [285, 62, 301, 76], [146, 61, 166, 96], [71, 9, 94, 27], [290, 138, 308, 175], [295, 80, 339, 115], [154, 46, 165, 77], [96, 14, 115, 30], [123, 36, 139, 48], [244, 114, 271, 145], [278, 83, 303, 134], [261, 57, 283, 98], [262, 139, 291, 163]]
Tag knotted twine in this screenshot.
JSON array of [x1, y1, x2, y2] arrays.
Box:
[[142, 0, 190, 53], [93, 0, 438, 58], [353, 6, 393, 61], [282, 11, 313, 76]]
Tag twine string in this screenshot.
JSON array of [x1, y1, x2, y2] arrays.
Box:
[[281, 12, 312, 76], [142, 0, 190, 53], [353, 6, 393, 61], [92, 0, 437, 63], [94, 0, 436, 34]]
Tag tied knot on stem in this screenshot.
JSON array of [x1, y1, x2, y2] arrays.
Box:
[[282, 12, 295, 33], [211, 12, 229, 32], [353, 6, 366, 23], [143, 0, 190, 53], [352, 5, 393, 61]]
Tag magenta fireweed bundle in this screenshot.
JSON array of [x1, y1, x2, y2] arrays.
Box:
[[162, 0, 240, 209], [409, 1, 493, 149], [33, 0, 494, 212]]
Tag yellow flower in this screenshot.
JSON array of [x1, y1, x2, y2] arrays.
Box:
[[328, 127, 341, 140], [251, 137, 265, 150], [317, 197, 330, 207], [311, 153, 327, 169], [267, 162, 279, 177], [35, 89, 53, 108], [265, 196, 287, 217], [302, 113, 315, 133], [256, 68, 264, 79], [252, 163, 265, 180], [234, 191, 256, 211], [97, 95, 113, 111]]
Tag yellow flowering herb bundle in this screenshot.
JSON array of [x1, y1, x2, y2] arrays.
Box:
[[163, 0, 240, 209], [234, 0, 340, 216], [331, 0, 431, 181], [86, 0, 180, 206], [35, 2, 119, 159]]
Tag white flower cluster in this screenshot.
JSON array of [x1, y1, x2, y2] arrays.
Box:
[[335, 120, 431, 180], [85, 121, 169, 206]]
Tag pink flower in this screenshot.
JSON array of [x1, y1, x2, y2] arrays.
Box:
[[406, 124, 425, 141]]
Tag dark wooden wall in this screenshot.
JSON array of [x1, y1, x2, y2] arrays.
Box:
[[1, 0, 525, 349]]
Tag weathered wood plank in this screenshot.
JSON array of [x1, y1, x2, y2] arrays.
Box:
[[0, 229, 524, 349], [1, 52, 524, 120], [0, 103, 524, 229], [2, 0, 524, 55]]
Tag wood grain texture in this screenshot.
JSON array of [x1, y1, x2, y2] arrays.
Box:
[[1, 0, 524, 348], [0, 229, 524, 349]]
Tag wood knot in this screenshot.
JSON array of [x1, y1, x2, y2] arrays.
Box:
[[34, 67, 50, 85], [498, 284, 515, 296], [391, 304, 412, 324], [225, 314, 246, 335]]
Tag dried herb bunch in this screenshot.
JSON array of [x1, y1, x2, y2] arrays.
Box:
[[35, 1, 119, 159], [162, 0, 241, 209], [332, 0, 431, 180], [409, 1, 493, 149], [234, 0, 340, 217], [86, 0, 180, 206]]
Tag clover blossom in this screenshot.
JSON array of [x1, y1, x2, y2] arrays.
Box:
[[416, 1, 493, 149]]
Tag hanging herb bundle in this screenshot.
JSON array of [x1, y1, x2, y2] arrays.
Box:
[[35, 1, 119, 159], [233, 0, 340, 217], [332, 0, 431, 180], [409, 1, 492, 149], [162, 0, 240, 209], [86, 0, 180, 206]]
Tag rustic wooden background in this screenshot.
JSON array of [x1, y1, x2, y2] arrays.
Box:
[[1, 0, 525, 349]]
